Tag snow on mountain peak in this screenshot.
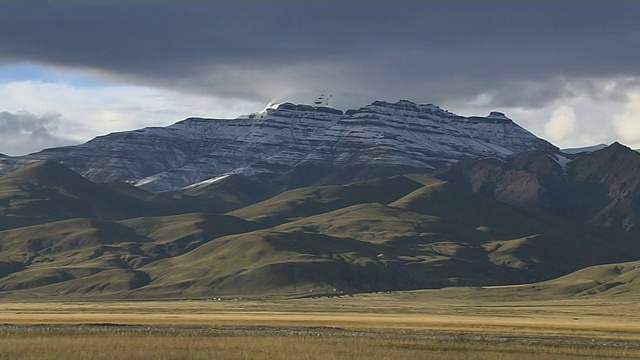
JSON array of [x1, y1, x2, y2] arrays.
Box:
[[0, 99, 557, 192]]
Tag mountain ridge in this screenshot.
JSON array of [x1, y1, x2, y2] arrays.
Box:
[[0, 99, 555, 193], [437, 142, 640, 232]]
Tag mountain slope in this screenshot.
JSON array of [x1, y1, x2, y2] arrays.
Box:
[[527, 260, 640, 297], [438, 142, 640, 232], [0, 100, 554, 192], [450, 260, 640, 301], [156, 173, 279, 214], [135, 179, 640, 298], [228, 175, 427, 226]]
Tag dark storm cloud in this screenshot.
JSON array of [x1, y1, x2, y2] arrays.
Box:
[[0, 2, 638, 108]]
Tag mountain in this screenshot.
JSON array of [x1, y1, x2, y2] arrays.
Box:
[[0, 99, 638, 300], [1, 162, 639, 299], [437, 142, 640, 232], [0, 100, 555, 193]]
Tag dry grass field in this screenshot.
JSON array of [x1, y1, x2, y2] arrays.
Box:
[[2, 290, 640, 359], [2, 329, 638, 360]]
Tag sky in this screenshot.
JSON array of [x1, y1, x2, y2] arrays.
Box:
[[1, 2, 640, 155]]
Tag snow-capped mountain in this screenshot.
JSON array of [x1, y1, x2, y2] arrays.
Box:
[[0, 100, 555, 192]]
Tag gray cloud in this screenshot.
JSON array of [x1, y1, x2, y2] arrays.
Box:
[[0, 111, 60, 137], [0, 111, 74, 155], [0, 2, 639, 109]]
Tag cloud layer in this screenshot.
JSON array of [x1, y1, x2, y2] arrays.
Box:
[[1, 2, 639, 108]]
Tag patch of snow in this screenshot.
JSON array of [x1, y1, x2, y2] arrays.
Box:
[[135, 175, 161, 187], [182, 174, 232, 190], [550, 154, 573, 178]]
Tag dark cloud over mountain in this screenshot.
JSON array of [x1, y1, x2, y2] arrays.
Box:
[[1, 2, 639, 108]]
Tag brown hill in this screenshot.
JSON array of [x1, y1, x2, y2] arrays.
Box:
[[438, 143, 640, 232]]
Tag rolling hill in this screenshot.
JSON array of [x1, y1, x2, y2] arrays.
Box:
[[437, 259, 640, 301], [1, 161, 639, 299], [0, 213, 261, 298]]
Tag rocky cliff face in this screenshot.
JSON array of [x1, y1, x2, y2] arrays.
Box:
[[0, 100, 555, 192]]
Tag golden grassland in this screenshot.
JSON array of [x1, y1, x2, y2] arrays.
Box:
[[2, 290, 640, 359], [2, 330, 639, 360]]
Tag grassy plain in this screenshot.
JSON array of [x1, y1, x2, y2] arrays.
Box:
[[1, 290, 640, 359], [2, 329, 638, 360]]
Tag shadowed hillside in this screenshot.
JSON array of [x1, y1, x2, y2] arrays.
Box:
[[438, 143, 640, 232], [0, 161, 174, 230], [1, 161, 640, 299]]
